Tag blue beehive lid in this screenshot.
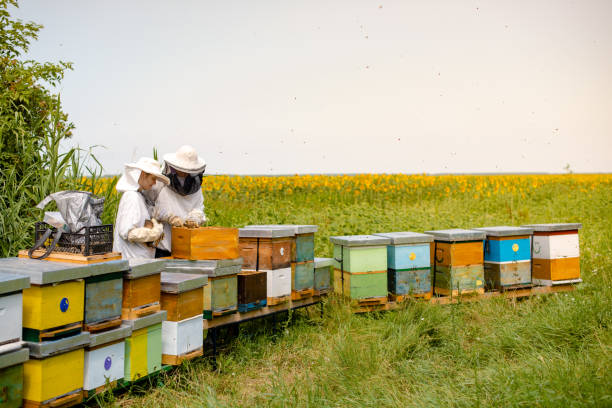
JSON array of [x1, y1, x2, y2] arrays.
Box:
[[474, 226, 533, 237], [373, 232, 434, 245], [424, 229, 486, 242]]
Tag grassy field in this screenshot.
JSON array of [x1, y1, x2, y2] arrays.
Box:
[[93, 174, 611, 407]]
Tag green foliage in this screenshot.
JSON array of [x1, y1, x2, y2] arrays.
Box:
[[0, 0, 107, 256]]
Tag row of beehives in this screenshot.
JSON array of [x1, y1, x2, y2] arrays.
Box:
[[0, 226, 335, 408], [330, 223, 582, 308]]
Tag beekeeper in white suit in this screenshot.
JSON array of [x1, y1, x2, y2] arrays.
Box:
[[153, 145, 207, 257], [113, 157, 170, 259]]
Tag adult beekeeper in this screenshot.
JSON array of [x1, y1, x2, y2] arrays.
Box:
[[113, 157, 170, 259], [153, 145, 207, 257]]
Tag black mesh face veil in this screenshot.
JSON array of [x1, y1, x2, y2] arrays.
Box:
[[163, 165, 204, 196]]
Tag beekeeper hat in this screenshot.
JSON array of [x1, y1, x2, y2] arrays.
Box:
[[116, 157, 170, 192], [163, 145, 206, 174]]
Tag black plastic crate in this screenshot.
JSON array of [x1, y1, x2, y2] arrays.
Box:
[[35, 222, 114, 256]]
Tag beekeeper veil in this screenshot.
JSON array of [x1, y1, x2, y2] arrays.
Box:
[[116, 157, 169, 193], [162, 145, 206, 196]]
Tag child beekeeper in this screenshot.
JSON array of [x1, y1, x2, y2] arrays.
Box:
[[113, 157, 170, 259], [153, 145, 207, 258]]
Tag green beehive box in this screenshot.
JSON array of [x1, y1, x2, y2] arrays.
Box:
[[330, 235, 390, 302]]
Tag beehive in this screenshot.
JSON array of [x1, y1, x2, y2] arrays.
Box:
[[373, 232, 434, 300], [164, 259, 241, 319], [84, 259, 129, 332], [330, 235, 391, 304], [0, 258, 114, 342], [425, 229, 486, 296], [23, 332, 90, 407], [521, 223, 582, 285], [259, 267, 291, 306], [0, 347, 29, 408], [237, 270, 267, 312], [160, 272, 206, 365], [244, 224, 317, 262], [0, 272, 29, 347], [122, 311, 166, 382], [83, 325, 131, 397], [313, 258, 333, 296], [122, 259, 165, 320], [239, 227, 294, 270], [172, 226, 239, 260], [474, 226, 533, 290]]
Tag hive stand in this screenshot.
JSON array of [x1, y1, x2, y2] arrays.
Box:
[[160, 272, 207, 365], [373, 232, 434, 301], [425, 229, 486, 297], [164, 259, 241, 320], [330, 235, 391, 310], [122, 259, 165, 320], [474, 226, 534, 291], [521, 223, 583, 286]]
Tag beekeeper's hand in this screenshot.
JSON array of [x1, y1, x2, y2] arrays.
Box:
[[169, 215, 184, 227], [127, 219, 164, 243], [184, 209, 206, 228]]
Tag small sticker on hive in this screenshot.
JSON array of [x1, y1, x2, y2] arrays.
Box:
[[476, 280, 482, 286], [280, 248, 284, 256], [104, 356, 112, 370], [60, 297, 69, 313], [512, 243, 519, 252], [409, 252, 416, 260]]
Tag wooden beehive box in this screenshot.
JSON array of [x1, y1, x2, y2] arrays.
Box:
[[425, 229, 486, 296], [374, 232, 434, 300], [122, 311, 166, 382], [237, 270, 267, 312], [0, 258, 93, 343], [172, 226, 239, 260], [245, 224, 318, 262], [164, 258, 241, 320], [330, 235, 390, 304], [84, 259, 129, 333], [238, 227, 294, 270], [0, 347, 29, 408], [84, 325, 131, 397], [122, 259, 165, 320], [521, 223, 582, 285], [474, 226, 533, 290], [23, 332, 90, 407], [160, 272, 207, 365], [0, 272, 29, 347], [313, 258, 333, 296]]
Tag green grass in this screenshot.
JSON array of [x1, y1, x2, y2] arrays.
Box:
[[94, 182, 611, 408]]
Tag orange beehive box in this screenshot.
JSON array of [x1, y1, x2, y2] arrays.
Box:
[[172, 227, 239, 260]]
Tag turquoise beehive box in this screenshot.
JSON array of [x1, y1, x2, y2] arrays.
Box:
[[374, 232, 434, 300], [474, 226, 533, 290]]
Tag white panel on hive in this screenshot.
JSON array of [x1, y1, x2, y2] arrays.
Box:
[[532, 234, 579, 259], [83, 341, 125, 390], [265, 268, 291, 298], [161, 314, 203, 357], [0, 293, 22, 344]]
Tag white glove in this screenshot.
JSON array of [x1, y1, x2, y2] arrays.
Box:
[[184, 209, 206, 228], [169, 215, 184, 227], [128, 219, 164, 243]]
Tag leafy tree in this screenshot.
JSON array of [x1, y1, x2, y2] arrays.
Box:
[[0, 0, 87, 256]]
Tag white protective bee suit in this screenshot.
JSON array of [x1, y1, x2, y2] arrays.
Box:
[[113, 158, 169, 259], [153, 145, 207, 253]]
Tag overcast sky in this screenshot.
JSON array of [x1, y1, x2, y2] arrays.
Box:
[[12, 0, 612, 175]]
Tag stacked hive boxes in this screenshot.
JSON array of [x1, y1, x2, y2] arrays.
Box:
[[521, 223, 583, 286], [0, 272, 30, 408], [164, 259, 241, 319], [313, 258, 332, 296], [245, 225, 318, 301], [121, 260, 167, 383], [425, 229, 486, 296], [373, 232, 434, 301], [0, 259, 102, 407], [239, 227, 293, 306], [474, 226, 533, 291], [330, 235, 391, 307], [160, 272, 207, 365]]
